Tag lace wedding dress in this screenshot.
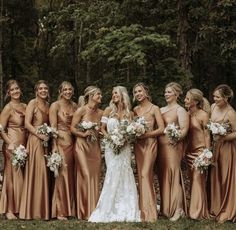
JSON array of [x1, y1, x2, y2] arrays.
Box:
[[89, 118, 141, 222]]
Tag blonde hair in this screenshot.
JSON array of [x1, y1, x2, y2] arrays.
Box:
[[214, 84, 234, 102], [34, 80, 50, 101], [165, 82, 183, 98], [109, 86, 132, 119], [132, 82, 152, 102], [5, 79, 21, 101], [58, 81, 74, 100], [188, 88, 210, 114], [78, 85, 101, 107]]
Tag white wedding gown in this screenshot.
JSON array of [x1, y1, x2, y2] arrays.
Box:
[[89, 118, 141, 222]]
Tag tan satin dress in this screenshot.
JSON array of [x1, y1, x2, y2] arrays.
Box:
[[157, 107, 186, 218], [134, 105, 158, 221], [51, 111, 76, 218], [19, 104, 50, 220], [209, 110, 236, 223], [0, 106, 26, 215], [186, 115, 209, 219], [74, 114, 101, 220]]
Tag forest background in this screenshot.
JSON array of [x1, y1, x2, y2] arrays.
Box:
[[0, 0, 235, 109]]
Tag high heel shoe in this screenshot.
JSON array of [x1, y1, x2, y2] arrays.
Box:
[[6, 213, 17, 220], [169, 209, 185, 222]]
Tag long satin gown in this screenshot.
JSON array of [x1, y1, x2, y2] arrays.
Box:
[[19, 104, 50, 220], [157, 106, 187, 218], [209, 109, 236, 223], [186, 114, 209, 219], [74, 115, 101, 220], [0, 106, 26, 215], [134, 105, 158, 221], [51, 111, 76, 218]]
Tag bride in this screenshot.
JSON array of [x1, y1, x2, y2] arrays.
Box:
[[89, 86, 141, 222]]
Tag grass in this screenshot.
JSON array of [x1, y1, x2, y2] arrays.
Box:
[[0, 217, 236, 230]]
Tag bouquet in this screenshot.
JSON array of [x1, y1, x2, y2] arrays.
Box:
[[164, 123, 181, 145], [103, 119, 130, 155], [11, 145, 28, 169], [192, 148, 213, 173], [77, 121, 99, 142], [126, 117, 149, 140], [45, 151, 63, 177], [207, 120, 231, 138], [36, 123, 59, 147]]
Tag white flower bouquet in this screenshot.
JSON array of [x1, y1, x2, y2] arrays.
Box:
[[36, 123, 59, 147], [207, 120, 231, 137], [192, 148, 213, 173], [45, 151, 63, 177], [103, 119, 129, 155], [126, 116, 149, 139], [12, 145, 28, 169], [77, 121, 99, 142], [164, 122, 181, 145]]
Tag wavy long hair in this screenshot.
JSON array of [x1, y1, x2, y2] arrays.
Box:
[[109, 86, 132, 120]]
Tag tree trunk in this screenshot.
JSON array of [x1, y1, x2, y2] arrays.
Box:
[[177, 0, 192, 87]]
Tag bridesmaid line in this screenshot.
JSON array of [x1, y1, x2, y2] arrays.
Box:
[[0, 80, 235, 223]]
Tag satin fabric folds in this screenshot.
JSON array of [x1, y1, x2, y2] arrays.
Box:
[[51, 112, 75, 218], [19, 106, 50, 220], [209, 138, 236, 223], [157, 107, 187, 218], [0, 109, 26, 215], [74, 118, 101, 220], [186, 115, 209, 219], [135, 105, 158, 222]]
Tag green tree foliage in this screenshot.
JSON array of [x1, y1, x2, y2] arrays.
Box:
[[1, 0, 235, 107]]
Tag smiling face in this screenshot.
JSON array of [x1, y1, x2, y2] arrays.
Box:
[[61, 84, 73, 100], [213, 90, 227, 107], [112, 88, 121, 104], [133, 86, 147, 102], [36, 83, 49, 99], [184, 92, 194, 109], [8, 83, 21, 100], [164, 87, 177, 103], [91, 90, 102, 104]]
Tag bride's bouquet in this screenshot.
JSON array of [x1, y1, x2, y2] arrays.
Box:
[[12, 145, 28, 169], [77, 121, 99, 142], [192, 148, 213, 173], [164, 122, 181, 145], [37, 123, 59, 147], [45, 151, 63, 177], [126, 117, 149, 140], [207, 120, 231, 139], [103, 119, 129, 155]]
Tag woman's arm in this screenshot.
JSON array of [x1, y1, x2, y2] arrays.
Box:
[[49, 101, 59, 151], [177, 106, 189, 139], [0, 104, 12, 145]]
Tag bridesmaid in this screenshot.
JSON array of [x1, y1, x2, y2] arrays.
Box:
[[184, 89, 210, 219], [49, 81, 77, 220], [133, 83, 164, 222], [157, 82, 189, 221], [19, 80, 50, 220], [0, 80, 26, 219], [209, 84, 236, 223], [71, 86, 103, 220]]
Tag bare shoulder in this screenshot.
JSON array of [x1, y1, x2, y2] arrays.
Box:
[[75, 105, 86, 115], [103, 107, 112, 116], [98, 108, 103, 116], [50, 101, 59, 110], [1, 103, 11, 114], [27, 99, 37, 107], [228, 107, 236, 121]]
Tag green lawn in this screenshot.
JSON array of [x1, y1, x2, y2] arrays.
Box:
[[0, 217, 235, 230]]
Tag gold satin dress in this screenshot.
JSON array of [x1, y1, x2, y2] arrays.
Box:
[[209, 116, 236, 222], [134, 105, 158, 221], [157, 107, 186, 218], [0, 106, 26, 215], [186, 115, 209, 219], [51, 111, 76, 218], [19, 105, 50, 220], [74, 115, 101, 220]]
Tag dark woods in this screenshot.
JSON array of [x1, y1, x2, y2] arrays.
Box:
[[0, 0, 235, 107]]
